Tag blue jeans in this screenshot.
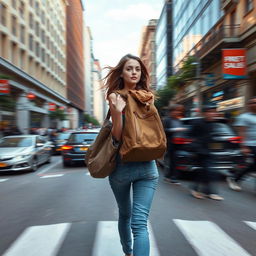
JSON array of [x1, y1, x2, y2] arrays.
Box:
[[109, 160, 159, 256]]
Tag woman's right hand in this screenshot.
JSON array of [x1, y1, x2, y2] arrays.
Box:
[[109, 93, 126, 113]]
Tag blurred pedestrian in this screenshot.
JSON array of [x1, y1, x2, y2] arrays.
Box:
[[163, 104, 186, 184], [227, 97, 256, 191], [103, 54, 159, 256], [189, 105, 224, 200]]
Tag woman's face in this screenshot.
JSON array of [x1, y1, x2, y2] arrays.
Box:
[[122, 59, 141, 88]]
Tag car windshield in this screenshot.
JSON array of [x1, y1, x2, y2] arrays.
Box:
[[57, 133, 70, 140], [0, 137, 33, 147], [211, 123, 235, 135], [68, 133, 98, 143]]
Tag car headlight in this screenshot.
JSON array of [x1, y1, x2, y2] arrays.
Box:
[[14, 154, 31, 161]]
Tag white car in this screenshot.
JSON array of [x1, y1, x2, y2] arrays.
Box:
[[0, 135, 52, 172]]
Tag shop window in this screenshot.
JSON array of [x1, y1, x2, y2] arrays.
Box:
[[0, 3, 7, 26], [245, 0, 253, 13]]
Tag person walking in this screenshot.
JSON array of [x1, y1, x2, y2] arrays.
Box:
[[103, 54, 159, 256], [163, 104, 186, 184], [189, 105, 224, 201], [227, 97, 256, 191]]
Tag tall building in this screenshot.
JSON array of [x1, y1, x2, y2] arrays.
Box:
[[174, 0, 256, 118], [83, 25, 94, 116], [139, 19, 157, 90], [66, 0, 85, 128], [155, 0, 173, 90], [92, 59, 105, 124], [0, 0, 69, 133], [173, 0, 222, 70]]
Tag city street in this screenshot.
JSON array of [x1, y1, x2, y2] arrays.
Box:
[[0, 156, 255, 256]]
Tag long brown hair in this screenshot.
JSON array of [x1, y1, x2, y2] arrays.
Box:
[[102, 54, 150, 97]]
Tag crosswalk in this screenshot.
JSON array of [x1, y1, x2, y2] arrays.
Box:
[[1, 220, 255, 256]]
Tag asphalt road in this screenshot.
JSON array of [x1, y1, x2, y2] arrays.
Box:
[[0, 155, 255, 256]]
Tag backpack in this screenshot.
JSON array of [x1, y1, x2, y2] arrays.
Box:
[[116, 89, 167, 162]]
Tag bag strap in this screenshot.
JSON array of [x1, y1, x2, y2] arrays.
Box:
[[106, 109, 111, 120]]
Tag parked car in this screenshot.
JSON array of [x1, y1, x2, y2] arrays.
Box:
[[160, 117, 247, 175], [0, 135, 52, 172], [61, 131, 99, 167], [51, 132, 72, 155]]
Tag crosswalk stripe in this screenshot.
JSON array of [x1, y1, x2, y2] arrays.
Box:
[[173, 219, 251, 256], [0, 179, 9, 182], [92, 221, 160, 256], [3, 223, 71, 256], [40, 174, 64, 178], [244, 221, 256, 231]]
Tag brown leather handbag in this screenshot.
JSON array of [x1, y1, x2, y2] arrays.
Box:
[[85, 110, 119, 178]]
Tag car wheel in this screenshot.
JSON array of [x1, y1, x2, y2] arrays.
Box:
[[31, 158, 38, 172]]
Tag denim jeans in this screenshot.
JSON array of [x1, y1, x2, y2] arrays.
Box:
[[109, 160, 159, 256]]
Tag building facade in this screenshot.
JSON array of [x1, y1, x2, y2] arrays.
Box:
[[66, 0, 85, 127], [139, 19, 157, 90], [175, 0, 256, 119], [155, 0, 173, 90], [0, 0, 69, 134], [83, 25, 94, 116]]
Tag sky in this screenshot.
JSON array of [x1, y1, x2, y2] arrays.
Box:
[[84, 0, 164, 68]]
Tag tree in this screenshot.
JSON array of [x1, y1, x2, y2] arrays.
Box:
[[84, 113, 100, 126], [155, 55, 197, 111], [49, 109, 67, 121]]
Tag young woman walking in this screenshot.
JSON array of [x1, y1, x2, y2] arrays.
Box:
[[103, 54, 159, 256]]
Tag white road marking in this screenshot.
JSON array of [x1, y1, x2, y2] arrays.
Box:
[[244, 221, 256, 231], [0, 179, 9, 182], [37, 159, 62, 175], [2, 223, 71, 256], [40, 174, 64, 178], [173, 219, 251, 256], [92, 221, 160, 256]]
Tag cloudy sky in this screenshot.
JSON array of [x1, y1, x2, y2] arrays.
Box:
[[84, 0, 164, 68]]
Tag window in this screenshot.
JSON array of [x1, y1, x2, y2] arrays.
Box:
[[19, 1, 25, 18], [41, 11, 45, 24], [0, 3, 7, 26], [20, 49, 25, 69], [20, 25, 25, 44], [35, 21, 39, 36], [29, 13, 33, 29], [29, 34, 33, 50], [29, 0, 33, 7], [41, 29, 45, 44], [35, 1, 39, 15], [35, 42, 40, 57], [12, 0, 17, 9], [41, 48, 45, 62], [245, 0, 253, 13], [12, 15, 17, 36], [11, 42, 17, 64], [1, 33, 7, 58]]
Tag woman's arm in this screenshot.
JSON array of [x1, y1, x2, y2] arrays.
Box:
[[108, 93, 126, 141]]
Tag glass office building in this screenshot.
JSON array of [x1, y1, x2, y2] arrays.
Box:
[[155, 0, 172, 90], [173, 0, 223, 71]]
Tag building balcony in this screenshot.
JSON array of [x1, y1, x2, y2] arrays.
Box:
[[196, 24, 241, 70], [221, 0, 238, 10]]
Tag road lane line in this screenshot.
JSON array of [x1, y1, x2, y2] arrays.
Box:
[[173, 219, 251, 256], [0, 179, 9, 182], [40, 174, 64, 178], [92, 221, 160, 256], [2, 223, 71, 256], [244, 221, 256, 231], [37, 159, 62, 175]]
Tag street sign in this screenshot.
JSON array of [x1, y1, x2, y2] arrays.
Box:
[[48, 102, 56, 111], [0, 80, 10, 95], [222, 49, 247, 79]]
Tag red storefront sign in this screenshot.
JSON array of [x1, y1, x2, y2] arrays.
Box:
[[48, 102, 56, 111], [222, 49, 247, 79], [0, 80, 10, 95]]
